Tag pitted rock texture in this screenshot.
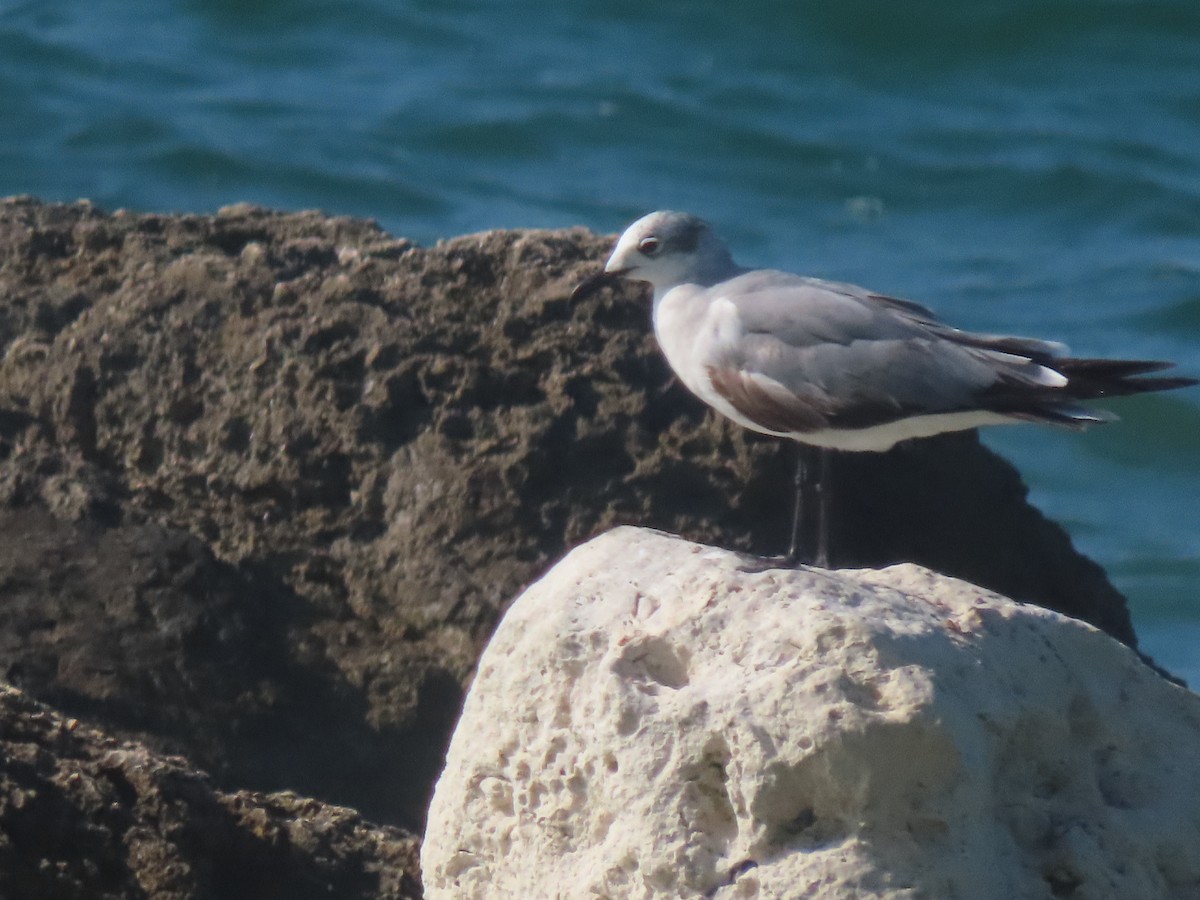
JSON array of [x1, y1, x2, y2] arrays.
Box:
[[423, 527, 1200, 900], [0, 683, 421, 900]]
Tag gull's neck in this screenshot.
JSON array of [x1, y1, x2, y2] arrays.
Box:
[[651, 244, 744, 301]]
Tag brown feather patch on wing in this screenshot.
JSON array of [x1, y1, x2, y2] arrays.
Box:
[[705, 365, 830, 433]]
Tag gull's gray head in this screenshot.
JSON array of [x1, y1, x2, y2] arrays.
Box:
[[604, 211, 738, 292], [569, 211, 740, 303]]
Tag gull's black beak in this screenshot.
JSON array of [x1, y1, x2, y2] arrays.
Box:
[[570, 268, 630, 302]]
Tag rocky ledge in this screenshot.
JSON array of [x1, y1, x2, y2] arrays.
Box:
[[0, 197, 1168, 895], [423, 527, 1200, 900], [0, 682, 420, 900]]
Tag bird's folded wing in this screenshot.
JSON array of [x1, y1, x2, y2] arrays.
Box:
[[705, 365, 832, 432], [703, 275, 1080, 432], [724, 271, 1070, 361], [708, 327, 1043, 432]]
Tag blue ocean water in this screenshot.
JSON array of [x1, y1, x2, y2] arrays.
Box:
[[1, 0, 1198, 681]]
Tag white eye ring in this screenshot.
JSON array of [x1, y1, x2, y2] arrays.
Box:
[[638, 236, 661, 256]]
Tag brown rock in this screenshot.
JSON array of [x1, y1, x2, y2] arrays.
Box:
[[0, 682, 421, 900]]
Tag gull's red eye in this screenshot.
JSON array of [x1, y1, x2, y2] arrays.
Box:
[[638, 236, 660, 256]]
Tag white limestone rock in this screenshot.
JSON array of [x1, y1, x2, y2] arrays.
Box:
[[422, 527, 1200, 900]]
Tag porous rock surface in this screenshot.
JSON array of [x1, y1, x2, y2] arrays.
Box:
[[423, 527, 1200, 900], [0, 682, 421, 900]]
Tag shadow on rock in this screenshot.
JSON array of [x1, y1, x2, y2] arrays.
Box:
[[0, 684, 421, 900], [0, 507, 458, 830]]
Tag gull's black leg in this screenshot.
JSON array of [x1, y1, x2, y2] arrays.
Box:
[[785, 446, 806, 565], [814, 448, 832, 568]]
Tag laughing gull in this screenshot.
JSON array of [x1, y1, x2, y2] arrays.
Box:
[[572, 210, 1198, 567]]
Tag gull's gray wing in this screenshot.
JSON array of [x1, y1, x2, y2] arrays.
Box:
[[703, 271, 1066, 432]]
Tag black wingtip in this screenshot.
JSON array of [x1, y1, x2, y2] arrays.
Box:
[[1052, 358, 1198, 400], [1055, 358, 1180, 378]]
